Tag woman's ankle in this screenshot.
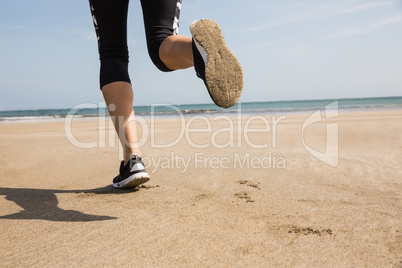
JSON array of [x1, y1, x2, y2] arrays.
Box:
[[124, 151, 142, 165]]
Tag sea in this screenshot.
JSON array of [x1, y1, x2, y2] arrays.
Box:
[[0, 96, 401, 122]]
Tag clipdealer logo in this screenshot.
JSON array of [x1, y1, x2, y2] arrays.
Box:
[[64, 101, 339, 170], [302, 101, 339, 167], [141, 152, 286, 174]]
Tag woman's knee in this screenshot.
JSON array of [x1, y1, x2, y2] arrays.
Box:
[[147, 36, 174, 72]]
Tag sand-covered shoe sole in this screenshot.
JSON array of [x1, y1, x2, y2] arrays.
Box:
[[190, 19, 243, 108]]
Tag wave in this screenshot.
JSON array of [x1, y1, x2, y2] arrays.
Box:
[[1, 96, 401, 122]]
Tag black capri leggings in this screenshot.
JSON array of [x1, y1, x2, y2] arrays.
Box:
[[89, 0, 182, 89]]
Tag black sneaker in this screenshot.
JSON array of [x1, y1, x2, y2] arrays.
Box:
[[190, 19, 243, 108], [112, 156, 150, 188]]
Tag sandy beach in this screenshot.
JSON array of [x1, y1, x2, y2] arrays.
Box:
[[0, 109, 401, 267]]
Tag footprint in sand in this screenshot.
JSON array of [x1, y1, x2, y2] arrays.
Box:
[[234, 191, 255, 203], [237, 180, 261, 190], [233, 180, 261, 203], [288, 226, 333, 236], [139, 185, 160, 190]]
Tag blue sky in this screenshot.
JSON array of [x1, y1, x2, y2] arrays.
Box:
[[0, 0, 401, 110]]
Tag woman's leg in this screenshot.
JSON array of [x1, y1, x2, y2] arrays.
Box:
[[141, 0, 243, 108], [159, 35, 193, 70], [101, 82, 141, 163], [89, 0, 140, 165], [140, 0, 193, 71]]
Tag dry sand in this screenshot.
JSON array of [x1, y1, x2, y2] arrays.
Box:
[[0, 109, 401, 267]]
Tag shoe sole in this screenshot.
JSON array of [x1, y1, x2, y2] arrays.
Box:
[[190, 19, 243, 108], [113, 172, 150, 189]]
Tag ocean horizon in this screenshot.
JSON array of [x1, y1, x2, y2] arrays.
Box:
[[1, 96, 401, 122]]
